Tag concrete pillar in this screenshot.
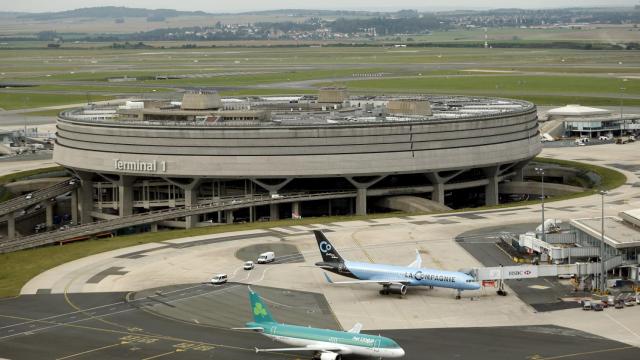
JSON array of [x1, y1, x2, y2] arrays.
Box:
[[77, 177, 94, 224], [184, 186, 198, 229], [118, 176, 135, 217], [356, 188, 367, 216], [328, 200, 332, 216], [150, 223, 158, 232], [71, 189, 79, 225], [514, 167, 525, 182], [432, 181, 445, 204], [425, 173, 445, 205], [225, 210, 234, 224], [485, 176, 499, 206], [484, 166, 500, 206], [45, 203, 54, 229], [292, 202, 301, 218], [270, 204, 280, 221], [7, 212, 15, 240]]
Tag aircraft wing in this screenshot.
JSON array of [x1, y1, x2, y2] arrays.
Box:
[[232, 327, 264, 332], [256, 345, 347, 353], [323, 273, 408, 285], [408, 249, 422, 269]]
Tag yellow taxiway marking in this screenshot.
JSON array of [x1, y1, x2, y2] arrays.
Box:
[[141, 350, 176, 360], [351, 230, 375, 263], [536, 346, 636, 359], [494, 243, 517, 262], [0, 313, 295, 357], [55, 342, 122, 360], [63, 278, 131, 332]]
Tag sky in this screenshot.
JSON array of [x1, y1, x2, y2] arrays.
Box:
[[8, 0, 640, 13]]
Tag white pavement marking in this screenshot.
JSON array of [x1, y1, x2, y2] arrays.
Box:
[[604, 312, 640, 341]]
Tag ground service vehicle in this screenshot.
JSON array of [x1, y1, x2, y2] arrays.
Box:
[[257, 252, 275, 264], [210, 274, 228, 284]]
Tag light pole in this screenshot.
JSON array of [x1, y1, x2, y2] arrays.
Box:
[[620, 86, 626, 120], [535, 167, 546, 243], [600, 190, 607, 293]]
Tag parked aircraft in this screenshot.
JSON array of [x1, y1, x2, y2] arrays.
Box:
[[313, 230, 480, 299], [236, 289, 405, 359]]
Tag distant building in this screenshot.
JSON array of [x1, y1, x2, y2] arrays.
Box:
[[546, 104, 640, 138]]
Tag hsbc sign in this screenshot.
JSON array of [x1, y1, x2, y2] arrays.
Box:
[[480, 265, 539, 280], [506, 267, 537, 279]]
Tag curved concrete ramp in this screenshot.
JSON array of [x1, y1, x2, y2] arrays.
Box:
[[539, 119, 564, 139], [499, 181, 584, 196], [4, 177, 70, 194], [376, 195, 451, 213]]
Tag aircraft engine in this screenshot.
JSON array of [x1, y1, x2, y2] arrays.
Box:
[[387, 284, 407, 295], [319, 352, 342, 360]]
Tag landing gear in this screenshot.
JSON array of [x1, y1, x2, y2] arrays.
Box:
[[455, 289, 461, 300], [379, 289, 389, 295], [496, 279, 508, 296]]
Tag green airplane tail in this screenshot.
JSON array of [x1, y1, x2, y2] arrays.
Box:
[[249, 289, 275, 324]]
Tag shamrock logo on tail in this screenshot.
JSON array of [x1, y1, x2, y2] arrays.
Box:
[[254, 303, 267, 317]]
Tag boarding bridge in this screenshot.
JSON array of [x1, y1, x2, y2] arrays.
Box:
[[518, 233, 601, 260], [475, 257, 624, 282]]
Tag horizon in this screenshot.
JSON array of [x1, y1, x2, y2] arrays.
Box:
[[4, 1, 639, 14]]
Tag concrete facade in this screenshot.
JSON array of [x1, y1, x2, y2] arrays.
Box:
[[53, 95, 541, 227]]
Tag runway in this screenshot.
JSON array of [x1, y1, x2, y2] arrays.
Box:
[[1, 283, 639, 360]]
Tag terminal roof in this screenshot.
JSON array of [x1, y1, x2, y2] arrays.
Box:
[[571, 216, 640, 249]]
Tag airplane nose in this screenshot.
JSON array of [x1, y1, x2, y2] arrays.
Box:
[[394, 347, 405, 357]]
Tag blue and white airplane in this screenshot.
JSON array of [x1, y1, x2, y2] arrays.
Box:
[[313, 230, 481, 299]]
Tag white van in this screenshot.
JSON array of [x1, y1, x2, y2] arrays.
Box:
[[210, 273, 228, 284], [257, 251, 275, 264]]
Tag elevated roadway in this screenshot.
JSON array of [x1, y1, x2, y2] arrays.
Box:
[[0, 179, 77, 218], [0, 191, 356, 253]]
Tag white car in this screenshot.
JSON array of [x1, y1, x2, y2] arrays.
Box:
[[243, 261, 255, 270], [598, 136, 610, 141], [210, 274, 228, 285], [25, 193, 33, 200]]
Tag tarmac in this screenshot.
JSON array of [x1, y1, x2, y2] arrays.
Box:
[[1, 284, 639, 360], [2, 138, 640, 358]]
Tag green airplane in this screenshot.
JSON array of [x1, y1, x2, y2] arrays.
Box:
[[237, 289, 405, 360]]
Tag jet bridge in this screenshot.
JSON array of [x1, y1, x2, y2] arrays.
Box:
[[473, 261, 622, 295]]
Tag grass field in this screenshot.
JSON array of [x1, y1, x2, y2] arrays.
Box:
[[0, 93, 113, 110], [0, 157, 626, 298], [0, 46, 637, 109], [333, 75, 639, 97]]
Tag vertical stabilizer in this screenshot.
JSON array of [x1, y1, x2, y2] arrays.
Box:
[[249, 290, 275, 324], [313, 230, 345, 263]]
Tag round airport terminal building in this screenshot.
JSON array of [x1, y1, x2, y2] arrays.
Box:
[[54, 89, 541, 228]]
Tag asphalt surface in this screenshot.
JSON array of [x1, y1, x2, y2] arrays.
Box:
[[1, 282, 639, 359], [235, 243, 305, 264], [456, 224, 589, 312]]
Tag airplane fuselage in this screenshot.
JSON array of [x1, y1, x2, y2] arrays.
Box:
[[247, 321, 405, 358], [327, 260, 481, 291]]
